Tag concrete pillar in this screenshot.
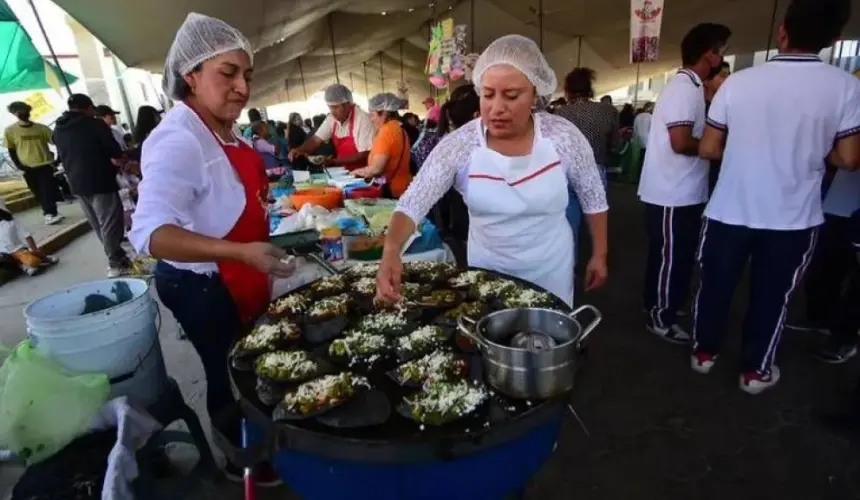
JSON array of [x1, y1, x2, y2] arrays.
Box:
[[66, 16, 110, 104]]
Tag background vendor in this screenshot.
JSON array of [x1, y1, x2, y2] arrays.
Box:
[[288, 83, 374, 171], [352, 92, 414, 198], [129, 12, 293, 486], [376, 35, 609, 307]]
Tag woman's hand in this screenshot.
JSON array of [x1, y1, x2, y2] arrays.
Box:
[[238, 242, 295, 278], [584, 254, 608, 292], [375, 250, 403, 303]]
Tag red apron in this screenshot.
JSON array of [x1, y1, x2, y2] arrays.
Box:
[[215, 138, 271, 323], [331, 106, 364, 172]]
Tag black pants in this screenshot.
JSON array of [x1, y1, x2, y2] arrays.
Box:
[[642, 202, 704, 328], [54, 171, 72, 200], [154, 262, 241, 446], [804, 214, 860, 345], [22, 165, 58, 216], [693, 218, 819, 373]]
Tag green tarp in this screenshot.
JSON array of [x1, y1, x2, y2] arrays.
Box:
[[0, 0, 76, 93]]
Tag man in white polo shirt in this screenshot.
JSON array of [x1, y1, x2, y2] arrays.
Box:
[[638, 23, 731, 344], [288, 83, 375, 171], [695, 0, 860, 394]]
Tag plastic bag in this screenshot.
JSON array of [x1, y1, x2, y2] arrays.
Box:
[[0, 341, 109, 464]]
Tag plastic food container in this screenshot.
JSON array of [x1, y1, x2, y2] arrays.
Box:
[[290, 187, 343, 210], [321, 227, 345, 263]]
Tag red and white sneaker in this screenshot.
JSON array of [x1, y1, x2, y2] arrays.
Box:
[[690, 350, 717, 374], [739, 366, 781, 395]]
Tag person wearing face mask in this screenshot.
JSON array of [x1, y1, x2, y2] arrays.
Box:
[[375, 35, 609, 307], [637, 23, 731, 345], [129, 13, 294, 486], [4, 102, 64, 225], [287, 84, 374, 171]]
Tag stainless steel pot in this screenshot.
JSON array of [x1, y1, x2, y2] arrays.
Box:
[[457, 306, 601, 400]]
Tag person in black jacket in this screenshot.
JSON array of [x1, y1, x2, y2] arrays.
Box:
[[52, 94, 130, 276]]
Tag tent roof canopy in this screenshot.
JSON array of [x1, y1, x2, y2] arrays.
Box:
[[52, 0, 860, 107]]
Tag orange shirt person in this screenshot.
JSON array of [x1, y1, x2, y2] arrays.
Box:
[[352, 93, 413, 198]]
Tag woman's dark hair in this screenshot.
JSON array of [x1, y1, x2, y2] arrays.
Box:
[[564, 68, 596, 98], [304, 118, 312, 128], [783, 0, 850, 53], [619, 104, 635, 128], [437, 84, 479, 134], [681, 23, 732, 66], [312, 114, 326, 129], [133, 105, 161, 145], [275, 122, 287, 138], [172, 64, 202, 100]]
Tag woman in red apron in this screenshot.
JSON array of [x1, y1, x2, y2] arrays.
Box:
[[287, 83, 374, 171], [128, 13, 292, 487]]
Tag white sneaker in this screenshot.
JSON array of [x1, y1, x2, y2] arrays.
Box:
[[646, 322, 691, 345], [44, 214, 64, 225], [739, 366, 781, 395], [690, 351, 718, 374]]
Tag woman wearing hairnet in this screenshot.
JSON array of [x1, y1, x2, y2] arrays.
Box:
[[376, 35, 609, 306], [288, 83, 375, 171], [129, 13, 292, 486], [352, 93, 414, 198]]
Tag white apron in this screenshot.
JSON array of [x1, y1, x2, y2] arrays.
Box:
[[466, 116, 575, 306]]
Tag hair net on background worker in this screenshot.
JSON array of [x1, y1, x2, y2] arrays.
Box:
[[162, 12, 254, 99], [324, 84, 354, 105], [472, 34, 558, 97], [368, 93, 406, 112]]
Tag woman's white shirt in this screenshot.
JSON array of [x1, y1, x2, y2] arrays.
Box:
[[129, 102, 246, 275], [395, 112, 609, 224]]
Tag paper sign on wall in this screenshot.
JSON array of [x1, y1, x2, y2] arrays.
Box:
[[23, 91, 53, 121], [630, 0, 664, 63]]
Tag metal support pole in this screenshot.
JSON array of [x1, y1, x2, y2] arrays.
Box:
[[363, 62, 369, 97], [28, 0, 71, 94], [297, 58, 308, 101], [379, 53, 385, 92], [327, 14, 340, 84], [285, 78, 291, 101], [399, 40, 405, 85], [835, 40, 845, 68], [632, 63, 641, 107], [764, 0, 779, 61], [577, 36, 582, 66], [470, 0, 476, 53], [537, 0, 544, 51]]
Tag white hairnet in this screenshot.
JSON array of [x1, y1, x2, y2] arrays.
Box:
[[368, 93, 405, 112], [324, 84, 354, 105], [472, 34, 558, 97], [163, 13, 253, 99]]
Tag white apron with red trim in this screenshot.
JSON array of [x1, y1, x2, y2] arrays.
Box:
[[466, 116, 574, 306]]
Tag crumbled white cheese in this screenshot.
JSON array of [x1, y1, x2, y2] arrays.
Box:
[[399, 350, 459, 380], [408, 380, 488, 419], [270, 293, 309, 315], [504, 288, 552, 307], [475, 279, 517, 298], [350, 277, 377, 295], [309, 294, 350, 317], [314, 275, 347, 292], [241, 322, 299, 349], [283, 372, 369, 407], [331, 330, 388, 357], [346, 262, 379, 277], [258, 351, 318, 376], [358, 311, 408, 331], [449, 271, 486, 287], [397, 326, 444, 352]]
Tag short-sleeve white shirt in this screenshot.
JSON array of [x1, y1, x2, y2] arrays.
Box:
[[705, 54, 860, 230], [637, 69, 708, 207], [314, 105, 375, 152]]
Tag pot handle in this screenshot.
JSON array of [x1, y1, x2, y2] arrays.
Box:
[[569, 304, 602, 348], [456, 315, 489, 349]]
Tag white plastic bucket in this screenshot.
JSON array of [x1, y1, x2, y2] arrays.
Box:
[[23, 278, 168, 407]]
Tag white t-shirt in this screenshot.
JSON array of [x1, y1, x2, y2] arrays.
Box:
[[314, 106, 375, 152], [823, 170, 860, 218], [705, 54, 860, 230], [0, 219, 29, 254], [111, 124, 127, 151], [633, 112, 652, 148], [637, 69, 708, 207]]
